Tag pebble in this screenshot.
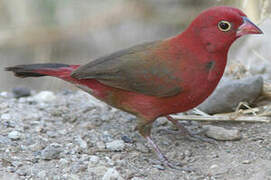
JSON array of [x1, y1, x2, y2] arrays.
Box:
[[46, 131, 58, 138], [40, 143, 62, 160], [88, 155, 100, 167], [106, 140, 125, 151], [131, 177, 144, 180], [121, 135, 133, 143], [208, 164, 228, 175], [242, 160, 252, 164], [8, 131, 21, 140], [59, 158, 69, 166], [0, 135, 12, 144], [33, 91, 56, 103], [37, 170, 47, 179], [75, 136, 88, 149], [204, 125, 242, 141], [96, 141, 106, 150], [102, 168, 124, 180], [1, 113, 11, 120], [12, 87, 31, 98], [0, 92, 9, 98], [155, 117, 168, 126], [153, 164, 165, 170]]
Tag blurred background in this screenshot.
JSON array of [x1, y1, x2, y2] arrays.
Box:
[[1, 0, 270, 91]]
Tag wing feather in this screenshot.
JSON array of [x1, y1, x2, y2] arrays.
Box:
[[71, 41, 183, 97]]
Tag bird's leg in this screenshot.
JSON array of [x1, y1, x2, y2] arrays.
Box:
[[136, 119, 191, 171], [165, 115, 215, 143]]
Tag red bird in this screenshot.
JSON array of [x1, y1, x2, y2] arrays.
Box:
[[6, 6, 262, 169]]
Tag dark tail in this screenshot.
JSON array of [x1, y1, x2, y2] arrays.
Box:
[[5, 63, 79, 78]]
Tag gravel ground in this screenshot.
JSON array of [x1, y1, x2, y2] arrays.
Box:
[[0, 90, 271, 180]]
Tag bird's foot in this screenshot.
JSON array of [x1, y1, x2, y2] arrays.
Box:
[[165, 116, 216, 144], [146, 136, 193, 171]]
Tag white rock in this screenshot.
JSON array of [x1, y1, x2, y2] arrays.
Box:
[[1, 113, 11, 120], [8, 131, 21, 140], [89, 155, 100, 166], [102, 168, 124, 180], [131, 178, 145, 180], [106, 140, 125, 151], [204, 125, 241, 141], [40, 143, 62, 160], [75, 136, 87, 149], [0, 92, 9, 97], [33, 91, 56, 103], [59, 158, 69, 165], [37, 170, 47, 179], [96, 141, 106, 150]]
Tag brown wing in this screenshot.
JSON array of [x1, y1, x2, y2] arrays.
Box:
[[71, 41, 183, 97]]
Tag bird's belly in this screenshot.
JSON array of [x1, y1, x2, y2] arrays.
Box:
[[117, 72, 222, 119]]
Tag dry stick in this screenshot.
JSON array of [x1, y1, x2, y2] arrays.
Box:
[[170, 114, 271, 123]]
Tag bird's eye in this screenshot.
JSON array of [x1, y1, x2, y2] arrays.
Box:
[[218, 20, 231, 32]]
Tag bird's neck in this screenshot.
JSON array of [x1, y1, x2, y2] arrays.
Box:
[[169, 31, 228, 81]]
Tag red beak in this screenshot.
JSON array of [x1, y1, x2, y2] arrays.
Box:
[[236, 17, 263, 37]]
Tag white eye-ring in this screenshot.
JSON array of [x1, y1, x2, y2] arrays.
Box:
[[218, 20, 231, 32]]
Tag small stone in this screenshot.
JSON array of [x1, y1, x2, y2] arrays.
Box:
[[46, 131, 58, 138], [242, 160, 251, 164], [1, 113, 11, 120], [33, 91, 56, 103], [121, 135, 133, 143], [37, 170, 47, 179], [112, 153, 122, 161], [184, 150, 192, 157], [155, 117, 168, 126], [106, 140, 125, 151], [40, 143, 62, 160], [0, 135, 12, 144], [12, 87, 31, 98], [0, 92, 9, 98], [204, 125, 242, 141], [208, 164, 228, 175], [153, 164, 165, 170], [75, 136, 88, 149], [59, 158, 69, 166], [105, 156, 114, 166], [88, 155, 100, 167], [102, 168, 124, 180], [8, 131, 21, 140], [131, 177, 144, 180], [96, 141, 106, 150], [16, 168, 27, 176], [71, 162, 87, 173]]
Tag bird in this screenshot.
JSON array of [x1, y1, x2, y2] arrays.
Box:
[[6, 6, 262, 170]]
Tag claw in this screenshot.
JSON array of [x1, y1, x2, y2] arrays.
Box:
[[146, 136, 192, 171]]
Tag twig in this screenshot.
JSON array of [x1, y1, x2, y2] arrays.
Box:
[[170, 114, 271, 123]]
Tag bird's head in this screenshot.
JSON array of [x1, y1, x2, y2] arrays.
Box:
[[186, 6, 263, 52]]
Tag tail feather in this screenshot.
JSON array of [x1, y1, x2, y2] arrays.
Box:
[[5, 63, 75, 78]]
